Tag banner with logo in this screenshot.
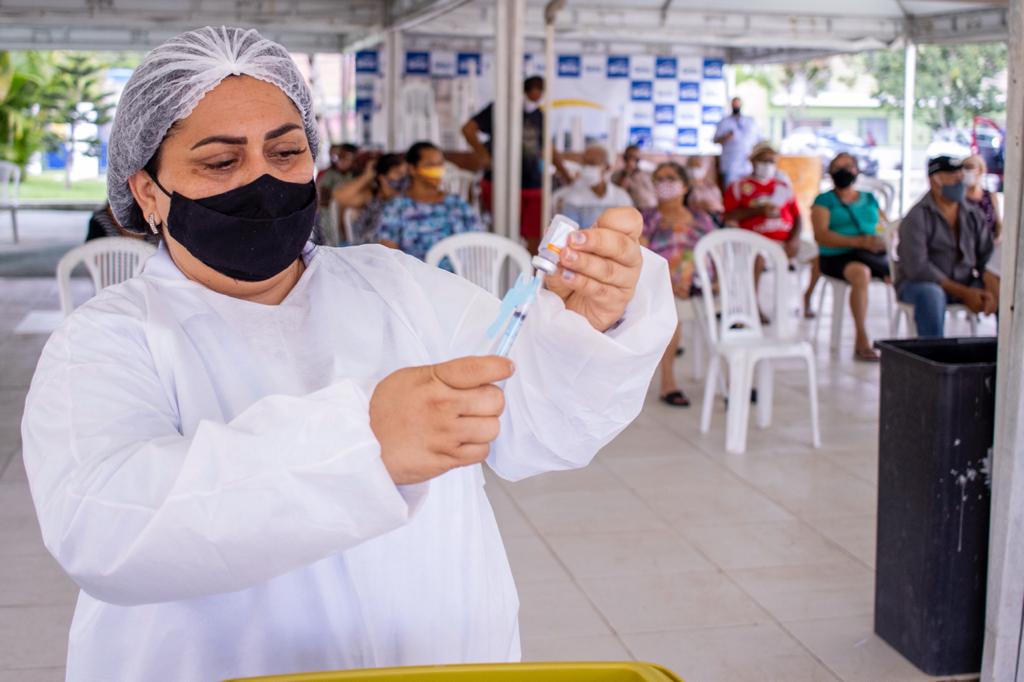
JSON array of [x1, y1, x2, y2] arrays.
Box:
[[353, 48, 727, 154]]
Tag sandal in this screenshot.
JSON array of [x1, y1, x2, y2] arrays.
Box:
[[854, 347, 880, 362], [660, 390, 691, 407]]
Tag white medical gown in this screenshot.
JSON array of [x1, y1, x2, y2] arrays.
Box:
[[21, 242, 675, 681]]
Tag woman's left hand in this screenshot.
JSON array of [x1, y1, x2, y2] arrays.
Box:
[[545, 207, 643, 332]]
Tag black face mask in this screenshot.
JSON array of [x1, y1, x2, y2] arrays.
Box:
[[151, 173, 317, 282], [831, 168, 857, 189], [732, 106, 741, 116]]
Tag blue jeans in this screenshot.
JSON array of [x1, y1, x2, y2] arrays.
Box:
[[898, 281, 947, 337]]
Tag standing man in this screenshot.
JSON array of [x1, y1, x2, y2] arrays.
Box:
[[714, 96, 761, 189], [896, 155, 997, 337], [462, 76, 568, 253]]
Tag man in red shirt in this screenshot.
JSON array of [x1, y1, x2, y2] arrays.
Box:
[[723, 141, 802, 258]]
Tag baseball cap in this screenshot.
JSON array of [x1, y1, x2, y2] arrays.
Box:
[[928, 155, 963, 175]]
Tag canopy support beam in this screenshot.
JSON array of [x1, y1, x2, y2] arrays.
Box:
[[542, 0, 565, 230], [491, 0, 525, 239], [898, 40, 916, 217], [983, 1, 1024, 679]]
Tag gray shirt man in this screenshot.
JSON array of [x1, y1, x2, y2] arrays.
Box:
[[895, 192, 993, 290]]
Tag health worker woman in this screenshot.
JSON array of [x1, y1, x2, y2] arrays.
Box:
[[19, 27, 675, 681]]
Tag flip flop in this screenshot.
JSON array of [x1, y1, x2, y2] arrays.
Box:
[[855, 347, 881, 362], [660, 390, 691, 407]]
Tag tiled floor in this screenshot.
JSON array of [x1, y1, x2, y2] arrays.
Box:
[[0, 270, 990, 682]]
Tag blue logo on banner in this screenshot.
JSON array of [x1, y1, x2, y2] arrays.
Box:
[[702, 105, 724, 124], [679, 81, 700, 102], [677, 128, 699, 147], [355, 51, 378, 74], [607, 56, 630, 79], [629, 126, 653, 149], [630, 80, 653, 101], [457, 52, 481, 76], [654, 104, 676, 124], [558, 55, 581, 78], [655, 57, 677, 79], [703, 58, 725, 79], [355, 98, 373, 117], [405, 51, 430, 75]]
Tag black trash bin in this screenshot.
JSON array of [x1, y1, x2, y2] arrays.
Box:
[[874, 337, 996, 676]]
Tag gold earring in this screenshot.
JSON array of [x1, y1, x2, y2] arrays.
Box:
[[146, 213, 159, 235]]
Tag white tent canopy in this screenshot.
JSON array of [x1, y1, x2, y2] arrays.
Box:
[[0, 0, 1008, 56]]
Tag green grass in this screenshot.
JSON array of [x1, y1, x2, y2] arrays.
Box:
[[18, 172, 107, 201]]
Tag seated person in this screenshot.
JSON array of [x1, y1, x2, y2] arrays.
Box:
[[316, 143, 359, 245], [611, 145, 656, 210], [558, 144, 634, 227], [963, 154, 1002, 240], [641, 161, 716, 407], [684, 156, 724, 224], [722, 142, 807, 318], [333, 153, 408, 245], [896, 155, 996, 337], [722, 141, 801, 259], [812, 152, 890, 361], [377, 141, 481, 264]]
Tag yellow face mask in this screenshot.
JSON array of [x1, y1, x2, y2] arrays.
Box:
[[417, 165, 446, 182]]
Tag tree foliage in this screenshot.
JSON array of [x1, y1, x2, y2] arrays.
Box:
[[862, 42, 1007, 130], [0, 51, 49, 167], [38, 52, 115, 187]]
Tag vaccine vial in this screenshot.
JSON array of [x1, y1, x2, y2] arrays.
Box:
[[531, 214, 580, 274]]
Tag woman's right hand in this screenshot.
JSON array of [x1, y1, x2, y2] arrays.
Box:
[[859, 234, 886, 253], [370, 356, 514, 485]]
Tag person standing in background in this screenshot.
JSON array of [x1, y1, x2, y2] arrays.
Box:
[[462, 76, 569, 253], [713, 97, 760, 189], [611, 145, 657, 210]]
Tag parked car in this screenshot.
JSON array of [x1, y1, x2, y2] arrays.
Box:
[[780, 127, 879, 177]]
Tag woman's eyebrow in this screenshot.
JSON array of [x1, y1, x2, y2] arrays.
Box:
[[191, 135, 246, 150], [265, 123, 302, 141]]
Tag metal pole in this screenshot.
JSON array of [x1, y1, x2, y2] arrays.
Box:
[[492, 0, 510, 238], [542, 0, 564, 228], [899, 40, 917, 217], [507, 0, 525, 241], [982, 1, 1024, 678], [384, 30, 402, 151]]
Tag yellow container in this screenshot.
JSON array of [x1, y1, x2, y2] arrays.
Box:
[[226, 662, 684, 682]]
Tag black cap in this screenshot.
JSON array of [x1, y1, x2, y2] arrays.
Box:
[[928, 155, 963, 176]]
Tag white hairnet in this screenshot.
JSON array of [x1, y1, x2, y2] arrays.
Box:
[[107, 26, 320, 231]]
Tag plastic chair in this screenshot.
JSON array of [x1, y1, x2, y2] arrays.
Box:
[[342, 207, 361, 245], [425, 232, 533, 298], [56, 237, 157, 316], [0, 160, 20, 243], [854, 175, 896, 217], [695, 229, 821, 454], [885, 220, 979, 338]]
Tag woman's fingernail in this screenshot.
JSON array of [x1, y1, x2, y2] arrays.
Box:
[[561, 269, 575, 282], [508, 360, 516, 374], [570, 231, 586, 245], [563, 248, 578, 264]]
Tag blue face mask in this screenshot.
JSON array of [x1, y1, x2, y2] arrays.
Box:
[[941, 181, 966, 203]]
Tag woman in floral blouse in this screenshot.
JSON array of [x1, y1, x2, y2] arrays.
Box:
[[641, 161, 716, 407]]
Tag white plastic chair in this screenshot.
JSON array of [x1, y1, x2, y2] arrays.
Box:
[[0, 160, 20, 243], [56, 237, 156, 317], [425, 232, 533, 298], [695, 229, 821, 454], [441, 162, 478, 205], [886, 220, 979, 337], [342, 207, 361, 244], [854, 175, 896, 217]]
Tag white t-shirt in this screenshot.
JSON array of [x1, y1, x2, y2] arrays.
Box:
[[557, 180, 635, 227], [715, 114, 760, 182]]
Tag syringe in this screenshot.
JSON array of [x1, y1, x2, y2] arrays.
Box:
[[492, 215, 580, 358]]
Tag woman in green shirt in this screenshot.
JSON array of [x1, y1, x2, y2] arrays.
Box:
[[811, 152, 890, 361]]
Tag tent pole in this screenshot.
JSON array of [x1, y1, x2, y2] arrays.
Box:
[[899, 40, 916, 217], [384, 30, 402, 151], [982, 1, 1024, 679], [507, 0, 525, 242], [542, 0, 565, 229], [492, 1, 509, 237]]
